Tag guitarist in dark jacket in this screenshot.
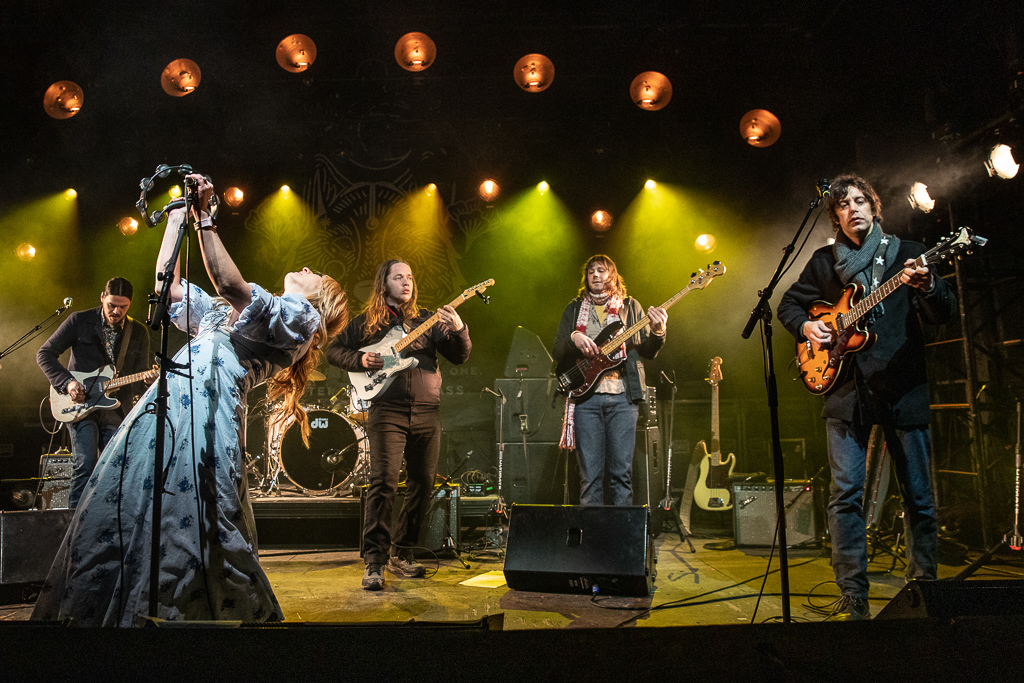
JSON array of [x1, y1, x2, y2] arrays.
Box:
[[553, 255, 667, 507], [36, 277, 153, 508], [778, 174, 957, 620], [326, 259, 471, 591]]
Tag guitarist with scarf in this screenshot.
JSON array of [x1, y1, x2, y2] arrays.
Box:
[[553, 255, 667, 507], [778, 174, 957, 620]]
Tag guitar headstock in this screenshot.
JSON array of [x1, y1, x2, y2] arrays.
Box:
[[707, 356, 723, 386], [461, 279, 495, 303], [927, 227, 987, 264], [690, 261, 726, 289]]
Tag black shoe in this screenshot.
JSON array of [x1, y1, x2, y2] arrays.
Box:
[[387, 554, 426, 578], [362, 563, 385, 591], [834, 595, 870, 621]]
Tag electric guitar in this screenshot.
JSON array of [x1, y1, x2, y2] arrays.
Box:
[[348, 279, 495, 402], [797, 227, 986, 395], [556, 262, 726, 400], [50, 364, 157, 423], [693, 357, 736, 511]]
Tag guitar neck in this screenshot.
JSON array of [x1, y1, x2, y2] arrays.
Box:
[[393, 293, 468, 353], [710, 383, 721, 459], [104, 368, 151, 391], [841, 250, 933, 330], [598, 286, 689, 355]]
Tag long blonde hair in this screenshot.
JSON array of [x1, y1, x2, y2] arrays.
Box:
[[576, 254, 627, 300], [267, 275, 348, 446], [363, 259, 419, 336]]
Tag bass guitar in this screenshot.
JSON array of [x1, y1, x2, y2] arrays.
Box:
[[797, 227, 986, 395], [348, 279, 495, 402], [693, 356, 736, 511], [50, 364, 157, 423], [556, 262, 726, 400]]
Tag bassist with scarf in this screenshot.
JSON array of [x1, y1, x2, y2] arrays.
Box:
[[553, 255, 667, 507], [778, 174, 957, 620]]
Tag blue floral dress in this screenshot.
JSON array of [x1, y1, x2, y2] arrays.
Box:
[[32, 280, 320, 626]]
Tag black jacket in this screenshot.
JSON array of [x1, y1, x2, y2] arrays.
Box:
[[37, 307, 152, 418], [552, 296, 665, 404], [778, 241, 957, 426], [327, 309, 472, 406]]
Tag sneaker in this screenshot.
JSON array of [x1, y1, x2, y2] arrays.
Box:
[[387, 554, 426, 578], [361, 563, 385, 591], [834, 595, 870, 621]]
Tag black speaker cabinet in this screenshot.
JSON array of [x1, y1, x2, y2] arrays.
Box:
[[633, 425, 663, 508], [733, 481, 819, 548], [0, 509, 73, 584], [359, 484, 460, 558], [37, 453, 73, 510], [875, 579, 1024, 619], [503, 504, 654, 596], [494, 378, 565, 443], [501, 442, 566, 505]]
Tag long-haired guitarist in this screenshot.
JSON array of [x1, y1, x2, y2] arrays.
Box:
[[326, 259, 472, 591], [36, 277, 155, 508], [553, 254, 667, 506], [778, 174, 957, 620]]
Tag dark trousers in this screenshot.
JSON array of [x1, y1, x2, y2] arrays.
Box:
[[362, 403, 442, 564], [67, 409, 122, 508]]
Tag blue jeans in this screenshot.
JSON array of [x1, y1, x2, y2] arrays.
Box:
[[826, 418, 938, 597], [574, 392, 638, 506], [67, 412, 121, 508]]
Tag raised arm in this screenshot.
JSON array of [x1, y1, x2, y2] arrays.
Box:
[[186, 174, 253, 314], [155, 209, 186, 304]]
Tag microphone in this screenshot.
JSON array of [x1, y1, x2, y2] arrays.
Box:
[[481, 387, 501, 398], [58, 297, 73, 314], [659, 370, 674, 385], [817, 178, 830, 197]]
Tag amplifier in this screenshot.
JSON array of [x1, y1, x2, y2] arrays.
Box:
[[37, 453, 73, 511], [732, 481, 820, 548], [1, 509, 74, 584], [359, 484, 460, 557]]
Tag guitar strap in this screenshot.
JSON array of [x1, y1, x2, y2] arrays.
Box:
[[114, 317, 134, 375]]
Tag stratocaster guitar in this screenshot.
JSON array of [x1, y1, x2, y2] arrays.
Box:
[[797, 227, 986, 395], [556, 262, 726, 400], [693, 357, 736, 511], [50, 364, 157, 423], [348, 279, 495, 402]]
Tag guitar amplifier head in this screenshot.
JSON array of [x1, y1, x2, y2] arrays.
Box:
[[37, 453, 73, 511], [639, 386, 658, 426]]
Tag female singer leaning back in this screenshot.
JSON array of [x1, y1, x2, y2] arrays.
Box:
[[31, 174, 348, 626]]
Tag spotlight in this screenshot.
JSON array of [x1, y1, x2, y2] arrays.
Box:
[[644, 179, 657, 191], [740, 109, 781, 147], [478, 179, 500, 202], [629, 71, 672, 111], [907, 182, 935, 212], [276, 34, 317, 73], [168, 185, 182, 199], [161, 58, 201, 97], [118, 217, 139, 236], [695, 233, 717, 253], [16, 243, 36, 261], [537, 181, 550, 194], [425, 183, 437, 196], [985, 144, 1019, 179], [513, 54, 555, 92], [591, 210, 613, 231], [281, 185, 291, 196], [395, 32, 436, 72], [224, 187, 244, 207], [43, 81, 84, 119], [64, 188, 77, 200]]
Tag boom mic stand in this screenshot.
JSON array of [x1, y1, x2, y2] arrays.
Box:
[[740, 180, 829, 624], [0, 299, 73, 370]]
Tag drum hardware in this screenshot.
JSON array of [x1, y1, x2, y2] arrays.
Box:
[[275, 408, 369, 495]]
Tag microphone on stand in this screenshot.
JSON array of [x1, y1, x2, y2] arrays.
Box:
[[57, 297, 73, 314], [481, 386, 501, 398], [660, 370, 674, 385], [817, 178, 831, 198]]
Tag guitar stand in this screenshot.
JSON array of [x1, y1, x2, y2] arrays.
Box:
[[654, 371, 695, 553]]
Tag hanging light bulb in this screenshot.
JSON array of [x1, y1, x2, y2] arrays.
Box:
[[161, 59, 202, 96], [739, 109, 781, 147], [591, 211, 613, 232], [478, 179, 500, 202], [395, 32, 437, 72], [695, 234, 718, 253], [16, 243, 36, 261], [43, 81, 84, 119], [629, 72, 672, 111], [513, 54, 555, 92], [224, 187, 245, 207], [118, 217, 139, 236], [276, 34, 317, 73]]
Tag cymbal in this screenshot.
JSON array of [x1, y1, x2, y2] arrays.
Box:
[[308, 370, 327, 382]]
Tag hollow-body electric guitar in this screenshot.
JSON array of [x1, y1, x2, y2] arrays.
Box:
[[797, 227, 985, 395], [348, 279, 495, 402], [693, 356, 736, 511], [556, 262, 726, 401], [50, 364, 157, 423]]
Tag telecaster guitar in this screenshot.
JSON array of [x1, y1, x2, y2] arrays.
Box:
[[556, 262, 726, 401], [50, 364, 157, 423], [348, 279, 495, 403], [797, 227, 986, 395], [693, 356, 736, 511]]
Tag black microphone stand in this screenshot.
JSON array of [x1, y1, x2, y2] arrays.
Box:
[[740, 184, 827, 624], [0, 302, 72, 366], [144, 173, 197, 619]]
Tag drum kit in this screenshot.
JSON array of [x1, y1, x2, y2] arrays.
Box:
[[245, 370, 372, 497]]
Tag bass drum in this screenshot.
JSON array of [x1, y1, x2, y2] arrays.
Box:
[[275, 409, 367, 494]]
